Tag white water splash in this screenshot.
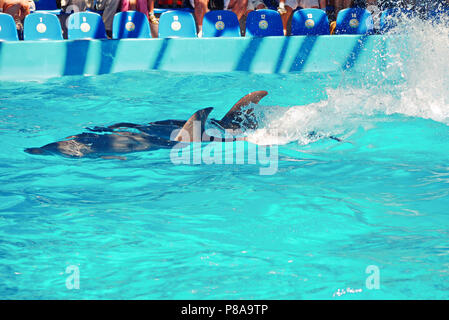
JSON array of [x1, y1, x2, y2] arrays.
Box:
[[386, 14, 449, 124], [247, 13, 449, 146]]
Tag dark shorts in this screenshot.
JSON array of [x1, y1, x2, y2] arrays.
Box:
[[352, 0, 366, 8]]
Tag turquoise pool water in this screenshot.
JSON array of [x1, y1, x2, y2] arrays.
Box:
[[1, 20, 449, 300]]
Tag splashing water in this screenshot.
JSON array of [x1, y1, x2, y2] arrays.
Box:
[[246, 13, 449, 146]]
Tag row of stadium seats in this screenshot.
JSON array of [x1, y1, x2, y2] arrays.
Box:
[[165, 7, 448, 37], [0, 6, 447, 41]]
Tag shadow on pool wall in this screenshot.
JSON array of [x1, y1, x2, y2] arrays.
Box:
[[0, 35, 405, 80]]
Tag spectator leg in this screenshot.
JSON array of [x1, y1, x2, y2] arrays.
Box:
[[320, 0, 326, 8], [228, 0, 248, 35], [193, 0, 209, 36], [4, 3, 29, 32], [129, 0, 137, 10], [147, 0, 158, 37], [329, 20, 336, 34], [239, 14, 246, 36], [148, 0, 155, 14], [101, 0, 121, 36], [280, 5, 293, 35], [245, 2, 266, 16], [228, 0, 248, 20]]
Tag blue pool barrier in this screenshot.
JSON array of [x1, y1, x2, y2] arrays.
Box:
[[202, 10, 241, 38], [0, 35, 405, 80], [158, 11, 197, 38], [112, 11, 151, 39], [0, 13, 19, 41], [335, 8, 374, 35], [291, 9, 330, 36], [68, 12, 107, 40], [24, 12, 63, 41], [246, 9, 284, 37]]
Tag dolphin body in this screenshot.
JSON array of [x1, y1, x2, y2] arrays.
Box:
[[24, 91, 268, 159]]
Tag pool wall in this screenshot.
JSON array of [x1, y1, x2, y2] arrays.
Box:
[[0, 35, 402, 80]]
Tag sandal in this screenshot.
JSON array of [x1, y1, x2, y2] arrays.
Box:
[[15, 19, 24, 32], [277, 6, 287, 15], [149, 13, 159, 25]]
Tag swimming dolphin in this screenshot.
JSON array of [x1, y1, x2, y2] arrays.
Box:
[[24, 91, 268, 159], [86, 89, 267, 137]]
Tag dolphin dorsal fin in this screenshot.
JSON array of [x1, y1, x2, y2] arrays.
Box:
[[174, 107, 214, 142], [220, 91, 268, 129]]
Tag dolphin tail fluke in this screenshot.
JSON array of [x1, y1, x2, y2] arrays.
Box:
[[219, 90, 268, 130], [174, 107, 214, 142]]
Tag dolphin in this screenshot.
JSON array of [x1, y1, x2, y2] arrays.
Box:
[[24, 91, 268, 159]]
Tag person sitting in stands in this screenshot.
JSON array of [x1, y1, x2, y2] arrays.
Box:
[[273, 0, 298, 36], [244, 0, 298, 35], [148, 0, 158, 24], [332, 0, 350, 15], [297, 0, 327, 9], [61, 0, 120, 38], [120, 0, 158, 25], [0, 0, 34, 32], [189, 0, 248, 37], [246, 0, 265, 14], [227, 0, 248, 21]]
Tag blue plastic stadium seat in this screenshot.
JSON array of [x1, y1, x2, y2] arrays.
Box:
[[154, 8, 169, 14], [154, 8, 193, 14], [24, 12, 63, 40], [291, 8, 330, 36], [245, 9, 283, 37], [0, 13, 18, 41], [203, 10, 240, 37], [379, 8, 413, 32], [33, 0, 63, 15], [158, 10, 197, 38], [113, 11, 151, 39], [335, 8, 374, 35], [67, 12, 107, 40]]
